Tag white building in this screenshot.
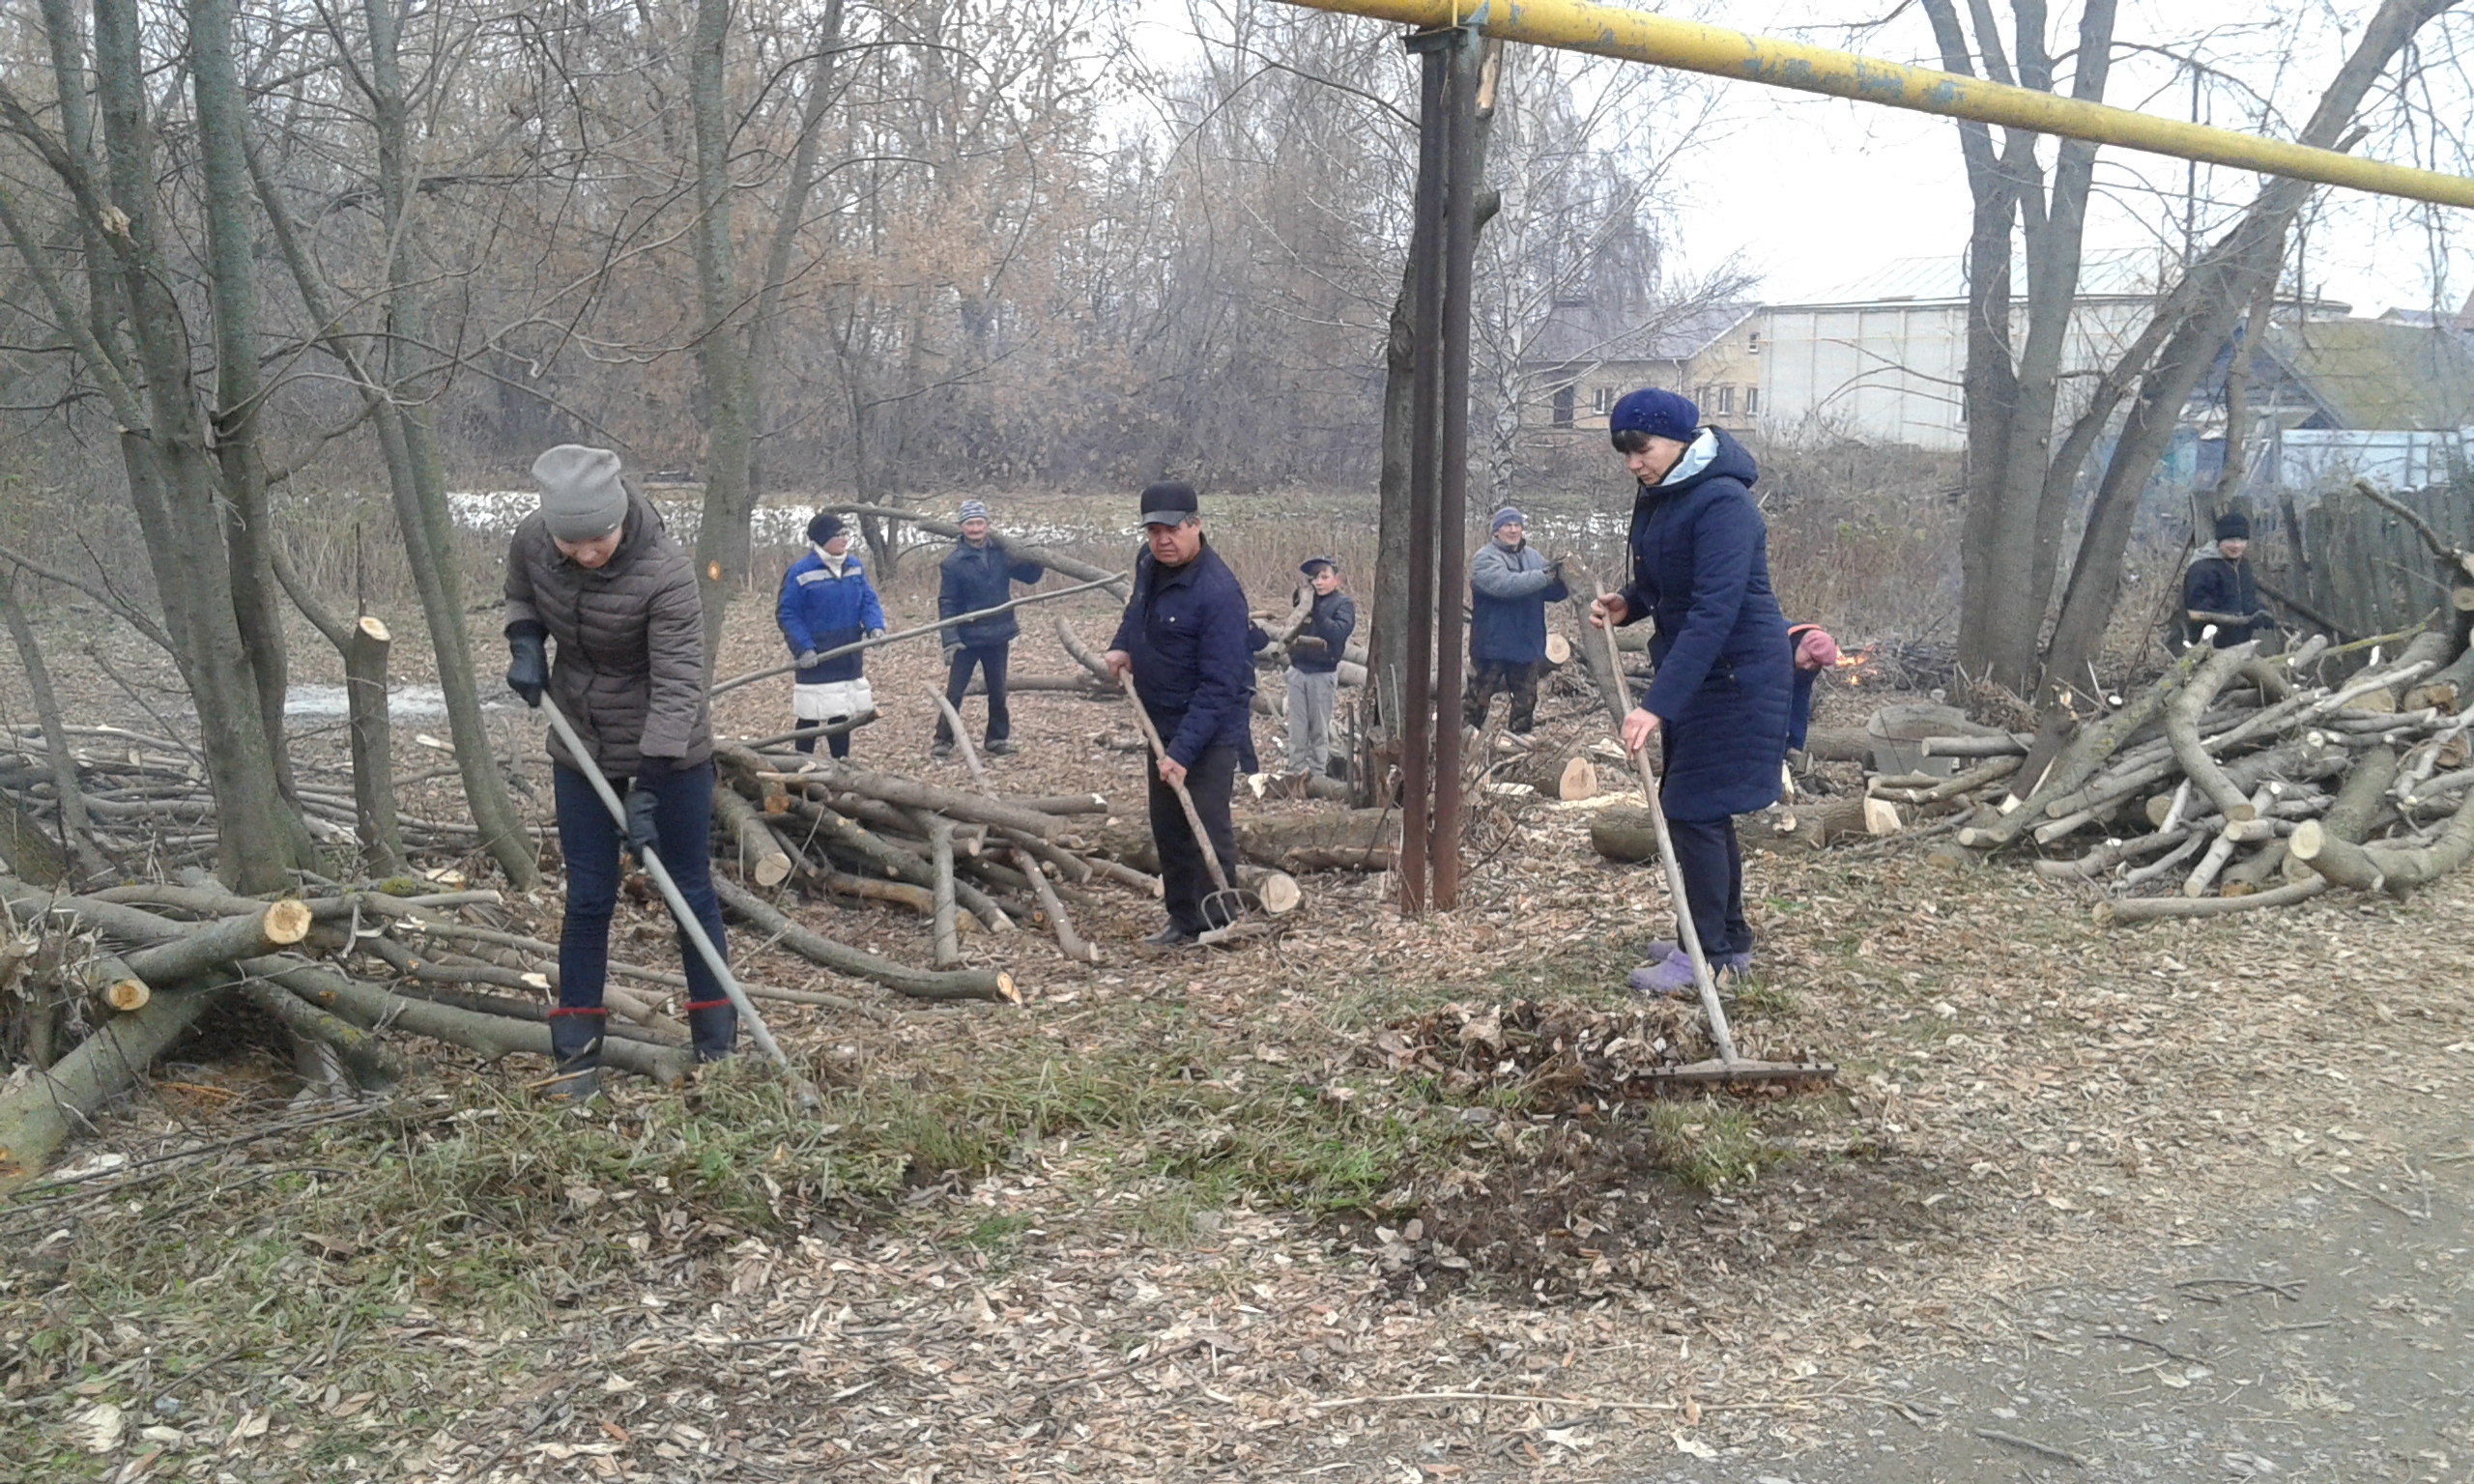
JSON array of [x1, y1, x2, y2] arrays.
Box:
[[1756, 251, 2178, 451]]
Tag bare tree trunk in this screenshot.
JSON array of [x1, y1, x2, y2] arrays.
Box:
[[190, 0, 298, 809], [688, 0, 758, 673], [1369, 44, 1505, 746], [0, 574, 107, 880], [255, 4, 534, 889], [85, 0, 311, 889], [747, 0, 848, 506], [264, 547, 408, 874]]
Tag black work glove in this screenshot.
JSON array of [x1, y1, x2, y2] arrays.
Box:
[[2249, 610, 2276, 628], [1291, 636, 1329, 657], [505, 624, 547, 708], [625, 761, 669, 864], [793, 649, 823, 670]]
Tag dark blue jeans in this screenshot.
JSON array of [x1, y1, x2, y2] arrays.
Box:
[[553, 761, 729, 1015], [1665, 814, 1751, 958], [935, 642, 1012, 744]]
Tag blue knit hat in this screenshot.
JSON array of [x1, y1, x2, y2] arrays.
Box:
[[1489, 507, 1524, 532], [806, 510, 845, 546], [1609, 387, 1698, 444], [957, 499, 990, 523]]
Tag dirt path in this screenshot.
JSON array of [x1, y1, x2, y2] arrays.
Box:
[[1658, 1111, 2474, 1484]]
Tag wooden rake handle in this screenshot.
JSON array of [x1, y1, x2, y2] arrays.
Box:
[[1118, 672, 1235, 896], [1590, 594, 1741, 1067]]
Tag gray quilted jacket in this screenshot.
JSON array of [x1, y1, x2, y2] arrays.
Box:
[[503, 489, 713, 777]]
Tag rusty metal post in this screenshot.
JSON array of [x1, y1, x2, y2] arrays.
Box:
[[1429, 27, 1477, 910], [1396, 32, 1449, 915]]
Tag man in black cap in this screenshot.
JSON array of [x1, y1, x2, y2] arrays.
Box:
[[1105, 482, 1256, 947], [2184, 509, 2273, 649]]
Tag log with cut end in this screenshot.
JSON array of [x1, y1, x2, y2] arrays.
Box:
[[1590, 805, 1664, 863], [1559, 756, 1598, 800], [1798, 727, 1874, 763], [1770, 796, 1873, 851], [2166, 642, 2260, 823], [1971, 642, 2217, 850], [1542, 632, 1573, 669], [1017, 846, 1099, 963], [0, 984, 223, 1184], [1282, 846, 1395, 872], [712, 785, 794, 887], [2093, 878, 2326, 927], [930, 821, 962, 968], [122, 899, 314, 986], [249, 957, 695, 1084], [2293, 781, 2474, 898], [770, 761, 1069, 840], [712, 876, 1018, 1003], [1240, 868, 1302, 915], [1919, 734, 2030, 757]]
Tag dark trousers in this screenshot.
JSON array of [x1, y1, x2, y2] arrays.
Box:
[[1147, 741, 1241, 933], [1666, 813, 1751, 958], [552, 761, 730, 1014], [1464, 658, 1540, 731], [791, 722, 850, 759], [935, 642, 1012, 744]]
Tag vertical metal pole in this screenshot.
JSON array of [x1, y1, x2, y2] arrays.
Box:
[[1429, 28, 1477, 910], [1398, 34, 1448, 916]]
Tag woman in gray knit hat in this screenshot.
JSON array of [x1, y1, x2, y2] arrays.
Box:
[[503, 444, 734, 1099]]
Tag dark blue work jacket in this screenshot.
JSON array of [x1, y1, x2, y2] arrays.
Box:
[[1110, 539, 1256, 766], [938, 539, 1044, 647], [1290, 590, 1356, 674], [1616, 428, 1793, 820]]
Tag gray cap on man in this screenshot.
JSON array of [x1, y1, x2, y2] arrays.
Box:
[[533, 444, 630, 542]]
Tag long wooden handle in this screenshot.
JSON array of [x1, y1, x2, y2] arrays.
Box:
[[711, 572, 1125, 697], [1591, 599, 1740, 1067], [1119, 673, 1234, 895], [538, 697, 792, 1071]]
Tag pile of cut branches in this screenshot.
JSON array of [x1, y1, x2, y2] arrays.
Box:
[[1871, 624, 2474, 923]]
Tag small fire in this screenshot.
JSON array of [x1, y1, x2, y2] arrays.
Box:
[[1835, 649, 1875, 686]]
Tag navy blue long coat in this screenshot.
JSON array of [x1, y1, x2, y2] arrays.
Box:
[[1614, 428, 1792, 821]]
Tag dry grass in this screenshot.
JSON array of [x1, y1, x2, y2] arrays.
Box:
[[7, 600, 2474, 1479]]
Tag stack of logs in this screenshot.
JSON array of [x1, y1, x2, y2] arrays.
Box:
[[0, 725, 526, 877], [1829, 627, 2474, 922]]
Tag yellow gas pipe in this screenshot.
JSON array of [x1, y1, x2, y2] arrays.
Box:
[[1273, 0, 2474, 211]]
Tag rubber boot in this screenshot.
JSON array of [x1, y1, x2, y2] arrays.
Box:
[[686, 998, 738, 1064], [544, 1009, 605, 1102]]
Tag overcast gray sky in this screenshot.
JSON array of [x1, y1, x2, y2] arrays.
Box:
[[1130, 0, 2474, 317]]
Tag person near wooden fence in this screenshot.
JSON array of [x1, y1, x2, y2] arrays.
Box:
[[775, 512, 884, 759], [2184, 509, 2272, 650], [504, 444, 735, 1099], [1587, 390, 1792, 999], [1464, 507, 1569, 734], [1284, 556, 1354, 779], [1105, 482, 1257, 948], [932, 500, 1044, 761]]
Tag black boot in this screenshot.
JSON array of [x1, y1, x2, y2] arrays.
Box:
[[544, 1009, 605, 1103], [686, 998, 737, 1063]]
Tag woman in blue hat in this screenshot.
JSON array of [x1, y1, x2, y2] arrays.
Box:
[[1587, 388, 1792, 997]]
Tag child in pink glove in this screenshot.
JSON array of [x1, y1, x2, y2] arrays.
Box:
[[1786, 622, 1838, 753]]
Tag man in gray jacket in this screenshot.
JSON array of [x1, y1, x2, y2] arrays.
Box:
[[1464, 507, 1568, 732]]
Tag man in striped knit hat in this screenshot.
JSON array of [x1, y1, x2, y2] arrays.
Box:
[[933, 500, 1045, 759]]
